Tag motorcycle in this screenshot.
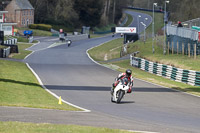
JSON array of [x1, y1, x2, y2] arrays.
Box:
[[111, 77, 129, 103]]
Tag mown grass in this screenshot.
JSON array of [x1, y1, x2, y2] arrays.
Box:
[[94, 24, 116, 33], [5, 36, 29, 43], [88, 38, 123, 61], [124, 13, 133, 27], [88, 37, 200, 96], [127, 37, 200, 71], [31, 29, 52, 36], [0, 60, 80, 111], [0, 41, 80, 111], [104, 60, 200, 96], [9, 43, 33, 59], [0, 121, 133, 133]]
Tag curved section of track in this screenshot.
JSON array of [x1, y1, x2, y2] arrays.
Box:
[[1, 11, 200, 133], [23, 34, 200, 133]]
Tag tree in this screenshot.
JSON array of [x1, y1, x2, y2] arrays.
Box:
[[74, 0, 103, 27], [112, 0, 116, 23], [29, 0, 78, 27]]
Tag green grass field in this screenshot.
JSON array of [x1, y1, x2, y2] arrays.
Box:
[[88, 36, 200, 96], [0, 42, 80, 111], [1, 9, 199, 132], [88, 38, 123, 61], [0, 60, 80, 111], [0, 121, 133, 133]]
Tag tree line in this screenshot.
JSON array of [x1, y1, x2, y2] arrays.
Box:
[[28, 0, 132, 29], [3, 0, 198, 29]]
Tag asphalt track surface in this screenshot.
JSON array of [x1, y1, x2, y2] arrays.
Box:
[[1, 11, 200, 133]]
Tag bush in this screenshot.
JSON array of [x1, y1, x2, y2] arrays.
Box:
[[29, 24, 52, 31], [94, 24, 116, 32], [52, 25, 74, 32]]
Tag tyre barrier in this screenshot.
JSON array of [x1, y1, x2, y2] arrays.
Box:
[[4, 38, 17, 45], [0, 47, 11, 58], [130, 55, 200, 86]]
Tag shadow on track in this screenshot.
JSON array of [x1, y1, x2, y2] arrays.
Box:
[[45, 85, 178, 92]]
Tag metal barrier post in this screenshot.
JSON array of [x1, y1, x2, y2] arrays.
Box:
[[188, 43, 190, 57], [168, 41, 170, 55], [194, 43, 196, 59], [177, 42, 179, 55]]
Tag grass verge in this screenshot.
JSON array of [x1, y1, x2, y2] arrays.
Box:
[[0, 121, 133, 133], [0, 60, 80, 111], [104, 60, 200, 96], [9, 43, 33, 59], [88, 37, 200, 96], [124, 13, 133, 27], [88, 38, 123, 61], [0, 42, 81, 111]]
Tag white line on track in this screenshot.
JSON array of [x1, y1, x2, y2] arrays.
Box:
[[86, 39, 200, 99], [26, 63, 91, 112], [25, 40, 91, 112]]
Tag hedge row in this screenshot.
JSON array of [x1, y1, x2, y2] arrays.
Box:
[[29, 24, 52, 31]]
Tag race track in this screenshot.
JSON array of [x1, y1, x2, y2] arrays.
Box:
[[1, 10, 200, 133]]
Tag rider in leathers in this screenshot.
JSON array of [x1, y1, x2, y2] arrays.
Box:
[[111, 69, 133, 94]]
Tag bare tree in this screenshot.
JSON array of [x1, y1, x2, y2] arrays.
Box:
[[112, 0, 116, 23], [101, 0, 108, 25]]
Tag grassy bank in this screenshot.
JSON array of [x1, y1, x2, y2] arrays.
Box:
[[105, 60, 200, 96], [0, 60, 80, 111], [0, 121, 133, 133], [128, 37, 200, 71], [0, 42, 80, 111], [88, 37, 200, 96], [124, 13, 133, 27], [88, 38, 123, 61]]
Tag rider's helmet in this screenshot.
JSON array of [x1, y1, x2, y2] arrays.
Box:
[[125, 69, 132, 77]]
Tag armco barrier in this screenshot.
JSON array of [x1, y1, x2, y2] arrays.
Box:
[[130, 55, 200, 86]]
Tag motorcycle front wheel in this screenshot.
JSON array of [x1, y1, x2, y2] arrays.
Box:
[[116, 90, 125, 103]]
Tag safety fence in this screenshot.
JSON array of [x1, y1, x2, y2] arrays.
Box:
[[4, 38, 17, 45], [1, 38, 18, 57], [166, 25, 199, 41], [166, 25, 200, 56], [130, 55, 200, 86]]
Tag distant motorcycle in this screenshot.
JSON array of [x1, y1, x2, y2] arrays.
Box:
[[66, 39, 72, 47], [111, 78, 129, 103], [59, 33, 72, 47]]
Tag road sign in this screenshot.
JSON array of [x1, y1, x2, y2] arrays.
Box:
[[115, 27, 136, 33]]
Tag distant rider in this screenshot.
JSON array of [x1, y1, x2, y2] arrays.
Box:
[[111, 69, 133, 94]]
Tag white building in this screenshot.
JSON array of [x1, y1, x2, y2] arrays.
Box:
[[0, 11, 17, 36]]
